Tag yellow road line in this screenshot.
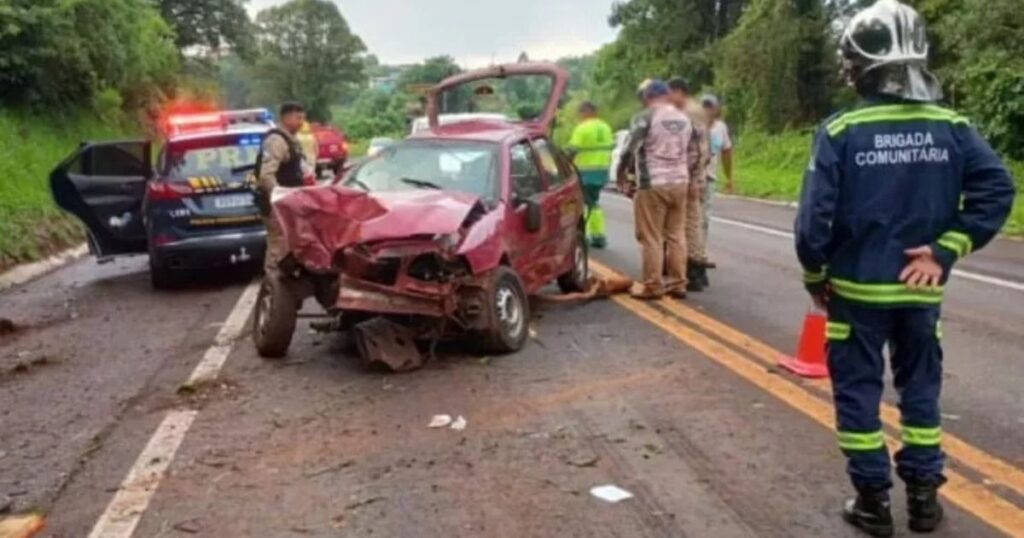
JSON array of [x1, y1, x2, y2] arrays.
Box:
[[590, 261, 1024, 536], [656, 297, 1024, 500]]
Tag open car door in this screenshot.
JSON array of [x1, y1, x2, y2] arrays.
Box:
[[50, 140, 152, 259], [426, 62, 568, 135]]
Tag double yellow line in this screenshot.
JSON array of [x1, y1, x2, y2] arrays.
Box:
[[590, 260, 1024, 537]]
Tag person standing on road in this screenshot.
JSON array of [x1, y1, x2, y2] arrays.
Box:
[[620, 80, 693, 300], [795, 1, 1015, 536], [701, 94, 734, 267], [668, 77, 711, 292], [567, 101, 615, 249], [255, 102, 309, 277]]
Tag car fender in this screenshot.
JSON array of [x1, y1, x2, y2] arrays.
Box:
[[456, 205, 506, 275]]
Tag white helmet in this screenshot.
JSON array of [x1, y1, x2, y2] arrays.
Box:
[[839, 0, 942, 102]]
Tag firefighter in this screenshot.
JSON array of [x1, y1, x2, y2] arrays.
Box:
[[795, 1, 1015, 535], [568, 101, 615, 249], [255, 102, 309, 277]]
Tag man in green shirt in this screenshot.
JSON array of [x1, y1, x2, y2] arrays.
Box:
[[568, 101, 615, 249]]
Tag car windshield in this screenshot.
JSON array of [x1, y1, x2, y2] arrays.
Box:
[[162, 133, 264, 181], [437, 75, 554, 122], [347, 140, 498, 200]]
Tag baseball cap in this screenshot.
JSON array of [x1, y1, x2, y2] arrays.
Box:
[[701, 94, 720, 108], [643, 80, 670, 99]]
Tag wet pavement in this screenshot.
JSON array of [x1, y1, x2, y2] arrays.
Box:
[[1, 196, 1022, 537]]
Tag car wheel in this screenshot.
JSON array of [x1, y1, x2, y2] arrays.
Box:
[[253, 277, 297, 359], [149, 259, 180, 290], [557, 227, 589, 293], [483, 266, 530, 353]]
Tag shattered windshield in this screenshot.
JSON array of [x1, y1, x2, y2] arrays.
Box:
[[437, 74, 554, 122], [347, 140, 499, 201]]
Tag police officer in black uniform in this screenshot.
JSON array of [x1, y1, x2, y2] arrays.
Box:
[[255, 102, 308, 277]]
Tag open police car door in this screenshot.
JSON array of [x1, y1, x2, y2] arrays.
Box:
[[50, 140, 151, 259]]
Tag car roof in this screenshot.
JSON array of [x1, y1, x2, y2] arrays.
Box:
[[167, 123, 271, 144], [407, 119, 530, 144]]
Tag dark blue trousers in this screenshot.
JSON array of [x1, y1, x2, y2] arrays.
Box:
[[826, 298, 946, 490]]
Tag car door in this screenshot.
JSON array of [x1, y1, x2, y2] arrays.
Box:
[[507, 140, 556, 291], [531, 137, 583, 276], [50, 140, 151, 258]]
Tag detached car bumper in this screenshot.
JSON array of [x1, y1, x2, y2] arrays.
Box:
[[152, 229, 267, 270]]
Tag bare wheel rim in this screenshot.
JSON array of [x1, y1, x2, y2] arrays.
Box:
[[495, 284, 524, 339], [574, 238, 586, 280]]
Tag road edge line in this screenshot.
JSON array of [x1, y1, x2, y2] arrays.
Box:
[[710, 216, 1024, 292], [86, 281, 259, 537], [86, 410, 198, 538]]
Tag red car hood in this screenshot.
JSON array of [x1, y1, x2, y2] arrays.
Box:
[[273, 186, 483, 272]]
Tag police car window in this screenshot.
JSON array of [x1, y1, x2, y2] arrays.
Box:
[[88, 143, 147, 176], [531, 138, 565, 187], [163, 134, 262, 182], [510, 142, 543, 197]]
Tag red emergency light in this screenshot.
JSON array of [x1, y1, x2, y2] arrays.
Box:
[[164, 112, 227, 136], [160, 108, 274, 138]]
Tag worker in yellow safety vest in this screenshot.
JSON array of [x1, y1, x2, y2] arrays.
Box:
[[567, 101, 615, 249]]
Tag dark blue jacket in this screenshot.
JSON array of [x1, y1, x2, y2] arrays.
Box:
[[795, 100, 1016, 307]]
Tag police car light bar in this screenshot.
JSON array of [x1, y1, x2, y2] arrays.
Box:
[[166, 113, 226, 135], [222, 108, 274, 126]]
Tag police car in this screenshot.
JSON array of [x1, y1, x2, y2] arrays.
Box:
[[50, 109, 273, 288]]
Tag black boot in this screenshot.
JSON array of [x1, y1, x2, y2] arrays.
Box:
[[843, 488, 894, 537], [907, 478, 945, 533], [697, 263, 710, 289], [686, 260, 704, 292]]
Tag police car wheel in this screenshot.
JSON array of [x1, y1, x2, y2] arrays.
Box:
[[557, 227, 589, 293], [253, 277, 297, 359], [150, 261, 180, 290], [482, 267, 529, 354]]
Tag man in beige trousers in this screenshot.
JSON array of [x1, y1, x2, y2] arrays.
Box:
[[620, 80, 694, 299]]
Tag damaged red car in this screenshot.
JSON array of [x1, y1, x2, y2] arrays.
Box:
[[254, 63, 588, 368]]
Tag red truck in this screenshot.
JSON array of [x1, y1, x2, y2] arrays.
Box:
[[310, 123, 348, 175]]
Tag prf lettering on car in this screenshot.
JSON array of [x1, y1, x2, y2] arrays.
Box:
[[191, 146, 261, 171]]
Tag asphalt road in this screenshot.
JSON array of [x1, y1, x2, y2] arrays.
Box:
[[1, 195, 1022, 537]]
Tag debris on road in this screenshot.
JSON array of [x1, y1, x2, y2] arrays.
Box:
[[566, 452, 600, 468], [450, 415, 467, 431], [304, 460, 356, 478], [941, 413, 961, 421], [172, 518, 202, 534], [589, 484, 634, 503], [429, 415, 454, 428], [0, 318, 17, 337], [352, 318, 424, 372], [0, 514, 45, 538], [345, 494, 386, 511]]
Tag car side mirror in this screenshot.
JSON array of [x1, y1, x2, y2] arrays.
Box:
[[523, 198, 542, 233]]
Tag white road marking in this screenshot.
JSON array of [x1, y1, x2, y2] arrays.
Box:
[[87, 410, 197, 538], [188, 282, 261, 384], [713, 217, 1024, 293], [88, 281, 260, 538]]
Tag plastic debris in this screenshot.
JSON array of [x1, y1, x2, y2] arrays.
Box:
[[590, 484, 634, 503], [428, 415, 453, 428], [450, 415, 467, 431]]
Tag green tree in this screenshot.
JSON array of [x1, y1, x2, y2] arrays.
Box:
[[395, 55, 462, 90], [718, 0, 832, 131], [0, 0, 179, 109], [252, 0, 366, 122], [158, 0, 255, 58]]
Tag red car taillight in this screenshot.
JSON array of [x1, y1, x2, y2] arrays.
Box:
[[147, 181, 193, 201]]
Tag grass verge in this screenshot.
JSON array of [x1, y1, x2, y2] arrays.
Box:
[[732, 129, 1024, 235], [0, 108, 136, 271]]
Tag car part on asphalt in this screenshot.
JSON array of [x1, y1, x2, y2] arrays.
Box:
[[351, 317, 424, 372]]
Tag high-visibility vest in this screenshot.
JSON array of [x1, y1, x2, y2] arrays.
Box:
[[569, 118, 614, 171]]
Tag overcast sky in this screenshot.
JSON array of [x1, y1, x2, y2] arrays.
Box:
[[248, 0, 619, 67]]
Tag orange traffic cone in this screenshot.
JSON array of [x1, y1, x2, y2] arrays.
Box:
[[779, 306, 830, 378]]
